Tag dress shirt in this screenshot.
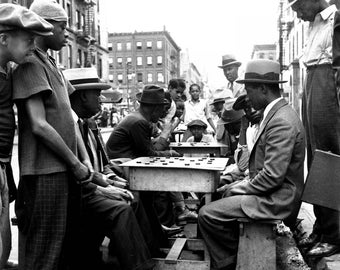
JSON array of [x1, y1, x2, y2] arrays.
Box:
[[259, 97, 284, 130], [184, 99, 211, 125], [303, 4, 337, 66]]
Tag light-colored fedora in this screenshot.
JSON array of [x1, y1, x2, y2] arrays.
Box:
[[218, 54, 242, 69], [236, 59, 287, 84]]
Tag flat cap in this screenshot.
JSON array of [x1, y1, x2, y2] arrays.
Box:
[[30, 0, 68, 22], [0, 3, 53, 36], [187, 119, 208, 129]]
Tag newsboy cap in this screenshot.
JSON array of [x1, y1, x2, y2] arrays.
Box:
[[63, 68, 111, 91], [137, 85, 168, 105], [30, 0, 68, 22], [236, 59, 287, 84], [187, 119, 208, 129], [0, 3, 53, 36], [218, 54, 242, 69]]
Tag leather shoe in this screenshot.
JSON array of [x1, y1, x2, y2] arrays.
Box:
[[161, 224, 183, 237], [176, 208, 198, 223], [298, 233, 320, 248], [307, 242, 340, 258]]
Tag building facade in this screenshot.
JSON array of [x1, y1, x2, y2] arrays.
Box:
[[107, 29, 181, 107], [251, 44, 277, 60], [3, 0, 109, 80]]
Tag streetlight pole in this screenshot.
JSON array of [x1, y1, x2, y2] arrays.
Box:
[[126, 62, 130, 111]]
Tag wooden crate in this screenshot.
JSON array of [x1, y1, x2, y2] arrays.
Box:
[[154, 238, 210, 270]]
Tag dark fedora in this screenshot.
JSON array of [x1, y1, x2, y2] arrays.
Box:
[[217, 109, 244, 125], [187, 119, 207, 129], [136, 85, 168, 105], [236, 59, 287, 84], [63, 68, 111, 91], [232, 95, 247, 111], [218, 54, 242, 69]]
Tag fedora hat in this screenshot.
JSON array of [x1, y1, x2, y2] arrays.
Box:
[[187, 119, 207, 129], [63, 68, 111, 91], [217, 109, 244, 125], [136, 85, 168, 105], [236, 59, 287, 84], [218, 54, 242, 69], [232, 95, 247, 111]]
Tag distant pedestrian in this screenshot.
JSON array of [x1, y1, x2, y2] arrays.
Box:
[[0, 3, 53, 269], [218, 54, 245, 98]]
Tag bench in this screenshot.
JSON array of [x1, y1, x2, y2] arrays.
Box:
[[236, 218, 281, 270]]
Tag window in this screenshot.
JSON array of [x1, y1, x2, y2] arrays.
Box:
[[67, 45, 72, 68], [109, 74, 114, 82], [157, 56, 162, 65], [81, 13, 85, 32], [126, 42, 131, 50], [97, 25, 101, 44], [136, 41, 142, 49], [108, 42, 113, 51], [147, 73, 153, 83], [137, 73, 143, 83], [117, 43, 122, 51], [126, 57, 132, 64], [84, 51, 88, 67], [137, 56, 142, 66], [157, 41, 162, 49], [127, 73, 133, 81], [98, 58, 102, 78], [117, 57, 123, 66], [66, 1, 71, 26], [147, 56, 152, 66], [117, 74, 123, 83], [109, 57, 113, 67], [77, 49, 82, 67], [76, 10, 81, 30], [146, 41, 152, 49], [157, 72, 164, 83]]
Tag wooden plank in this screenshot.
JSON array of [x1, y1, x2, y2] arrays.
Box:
[[302, 150, 340, 211], [129, 168, 219, 192], [165, 238, 187, 264], [154, 259, 209, 270]]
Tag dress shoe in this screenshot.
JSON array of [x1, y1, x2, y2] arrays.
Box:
[[176, 208, 198, 223], [297, 233, 320, 248], [161, 224, 183, 237], [307, 242, 340, 258]]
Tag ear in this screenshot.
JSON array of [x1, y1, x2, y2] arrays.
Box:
[[0, 33, 9, 46], [79, 91, 88, 102], [261, 84, 268, 95]]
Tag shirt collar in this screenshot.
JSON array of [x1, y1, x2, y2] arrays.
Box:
[[189, 99, 200, 104], [319, 4, 337, 21], [260, 97, 283, 128]]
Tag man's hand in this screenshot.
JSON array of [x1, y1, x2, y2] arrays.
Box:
[[71, 161, 91, 183], [97, 185, 134, 202], [169, 150, 181, 157], [216, 180, 247, 197]]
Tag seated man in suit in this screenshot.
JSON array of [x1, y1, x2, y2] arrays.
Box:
[[198, 59, 305, 270], [64, 68, 158, 270]]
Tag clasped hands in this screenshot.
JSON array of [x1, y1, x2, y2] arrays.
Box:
[[216, 179, 248, 198]]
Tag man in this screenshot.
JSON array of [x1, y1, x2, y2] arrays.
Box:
[[289, 0, 340, 257], [198, 59, 305, 269], [12, 1, 91, 269], [182, 83, 216, 141], [218, 54, 245, 98], [65, 67, 157, 270], [106, 85, 180, 245], [0, 3, 53, 268]]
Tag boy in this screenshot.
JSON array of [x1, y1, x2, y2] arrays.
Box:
[[0, 3, 53, 268], [13, 1, 91, 269], [186, 119, 214, 143]]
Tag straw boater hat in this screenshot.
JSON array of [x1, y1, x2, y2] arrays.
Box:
[[218, 54, 242, 69], [236, 59, 287, 84], [0, 3, 53, 35], [63, 68, 111, 91], [136, 85, 168, 105]]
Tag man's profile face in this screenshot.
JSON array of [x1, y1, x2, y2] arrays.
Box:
[[150, 105, 164, 123], [223, 65, 239, 83], [4, 31, 36, 64], [244, 83, 265, 111], [83, 89, 102, 118], [45, 21, 68, 51], [291, 0, 318, 22]]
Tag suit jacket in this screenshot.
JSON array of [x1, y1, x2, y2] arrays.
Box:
[[235, 99, 305, 222]]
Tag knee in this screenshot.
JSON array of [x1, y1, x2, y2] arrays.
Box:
[[198, 206, 209, 225]]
